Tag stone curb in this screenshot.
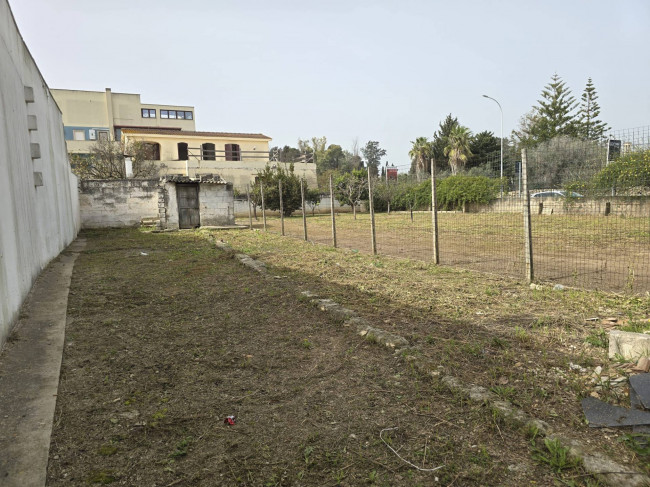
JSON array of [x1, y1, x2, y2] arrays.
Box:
[[202, 232, 650, 486], [304, 291, 650, 487]]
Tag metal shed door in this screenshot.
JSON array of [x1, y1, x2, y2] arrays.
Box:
[[176, 184, 200, 229]]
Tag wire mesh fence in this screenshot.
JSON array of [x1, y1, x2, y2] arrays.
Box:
[[236, 127, 650, 294]]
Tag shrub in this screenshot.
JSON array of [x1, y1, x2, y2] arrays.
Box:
[[436, 175, 501, 210]]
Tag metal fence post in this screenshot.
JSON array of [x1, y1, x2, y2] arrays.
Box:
[[246, 184, 253, 230], [329, 174, 337, 248], [430, 159, 439, 264], [300, 178, 308, 241], [522, 149, 534, 282], [260, 182, 267, 231], [368, 166, 377, 255], [279, 179, 285, 236]]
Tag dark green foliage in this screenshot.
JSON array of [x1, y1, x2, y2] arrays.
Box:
[[532, 74, 578, 143], [305, 188, 322, 215], [469, 131, 501, 169], [319, 144, 346, 172], [436, 175, 501, 210], [270, 145, 302, 162], [371, 175, 500, 212], [591, 149, 650, 194], [361, 141, 386, 177], [251, 164, 304, 216], [576, 78, 609, 141], [431, 114, 459, 171], [334, 169, 368, 208]]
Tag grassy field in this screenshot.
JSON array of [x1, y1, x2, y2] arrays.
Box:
[[47, 228, 650, 486], [238, 211, 650, 293]]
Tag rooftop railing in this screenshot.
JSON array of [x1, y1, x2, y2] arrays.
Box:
[[187, 147, 270, 162]]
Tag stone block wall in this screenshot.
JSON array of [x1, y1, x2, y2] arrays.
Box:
[[79, 179, 159, 228]]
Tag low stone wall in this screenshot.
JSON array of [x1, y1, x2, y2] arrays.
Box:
[[80, 179, 160, 228], [80, 179, 235, 229], [468, 196, 650, 217]]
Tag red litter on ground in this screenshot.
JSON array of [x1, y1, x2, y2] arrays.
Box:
[[224, 415, 236, 425]]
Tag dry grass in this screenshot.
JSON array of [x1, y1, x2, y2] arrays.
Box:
[[46, 228, 650, 486], [241, 211, 650, 293]]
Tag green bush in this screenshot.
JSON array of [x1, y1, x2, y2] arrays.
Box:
[[436, 175, 501, 210], [592, 149, 650, 194], [370, 175, 500, 212]]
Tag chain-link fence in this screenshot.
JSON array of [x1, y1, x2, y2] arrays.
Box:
[[236, 127, 650, 294]]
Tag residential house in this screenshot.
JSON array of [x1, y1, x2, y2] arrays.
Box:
[[50, 88, 195, 154]]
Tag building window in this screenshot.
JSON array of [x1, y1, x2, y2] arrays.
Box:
[[163, 110, 192, 120], [201, 143, 215, 161], [98, 130, 109, 141], [141, 108, 156, 118], [177, 142, 188, 160], [73, 130, 85, 141], [142, 142, 160, 161], [225, 143, 241, 161]]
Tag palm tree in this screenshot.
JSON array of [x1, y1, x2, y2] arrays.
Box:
[[409, 137, 432, 181], [444, 126, 473, 175]]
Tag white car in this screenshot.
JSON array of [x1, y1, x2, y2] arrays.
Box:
[[531, 190, 583, 198]]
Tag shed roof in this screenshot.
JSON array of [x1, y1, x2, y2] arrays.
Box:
[[160, 174, 229, 185]]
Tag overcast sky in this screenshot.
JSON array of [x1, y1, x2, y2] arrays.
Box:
[[10, 0, 650, 171]]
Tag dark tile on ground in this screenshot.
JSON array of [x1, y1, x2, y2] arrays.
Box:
[[582, 397, 650, 428], [630, 373, 650, 410]]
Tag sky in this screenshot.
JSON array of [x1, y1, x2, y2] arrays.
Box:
[[9, 0, 650, 172]]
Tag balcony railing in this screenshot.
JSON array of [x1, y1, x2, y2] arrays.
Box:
[[187, 147, 270, 162]]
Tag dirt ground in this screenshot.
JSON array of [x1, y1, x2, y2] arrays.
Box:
[[47, 228, 649, 486], [240, 212, 650, 294]]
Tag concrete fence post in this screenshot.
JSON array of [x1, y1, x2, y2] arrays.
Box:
[[246, 184, 253, 230], [522, 149, 534, 282], [368, 166, 377, 255], [430, 159, 440, 264], [300, 178, 308, 241], [329, 174, 337, 248], [279, 179, 285, 236], [260, 182, 267, 231]]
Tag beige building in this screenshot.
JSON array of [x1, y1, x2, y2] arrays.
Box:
[[51, 87, 318, 191], [121, 128, 317, 191], [50, 88, 195, 154]]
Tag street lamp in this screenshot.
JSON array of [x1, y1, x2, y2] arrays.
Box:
[[482, 94, 503, 196]]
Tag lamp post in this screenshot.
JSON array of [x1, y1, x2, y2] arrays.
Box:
[[482, 94, 503, 196]]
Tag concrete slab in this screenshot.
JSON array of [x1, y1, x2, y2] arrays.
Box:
[[0, 239, 85, 487], [609, 330, 650, 360]]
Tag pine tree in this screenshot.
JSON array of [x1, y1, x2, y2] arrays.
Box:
[[531, 73, 578, 143], [576, 77, 609, 140]]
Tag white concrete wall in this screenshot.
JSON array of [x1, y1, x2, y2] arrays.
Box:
[[0, 0, 80, 349], [198, 185, 235, 226], [79, 180, 159, 228]]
